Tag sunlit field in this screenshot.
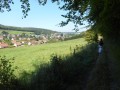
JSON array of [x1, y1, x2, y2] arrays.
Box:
[[0, 38, 87, 76], [0, 29, 33, 34]]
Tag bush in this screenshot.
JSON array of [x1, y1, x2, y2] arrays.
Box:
[[85, 30, 98, 43], [0, 56, 17, 89]]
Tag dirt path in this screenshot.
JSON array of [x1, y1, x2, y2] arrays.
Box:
[[83, 47, 111, 90]]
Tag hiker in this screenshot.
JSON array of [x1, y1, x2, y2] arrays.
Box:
[[98, 39, 103, 55]]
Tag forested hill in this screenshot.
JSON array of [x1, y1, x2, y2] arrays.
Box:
[[0, 24, 57, 34]]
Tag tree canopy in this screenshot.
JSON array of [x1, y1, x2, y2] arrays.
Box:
[[0, 0, 120, 39]]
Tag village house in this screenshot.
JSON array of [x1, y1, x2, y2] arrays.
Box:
[[0, 42, 9, 48], [13, 42, 21, 47], [11, 37, 17, 41], [28, 40, 39, 45], [12, 40, 22, 47], [0, 36, 3, 40], [28, 42, 32, 45]]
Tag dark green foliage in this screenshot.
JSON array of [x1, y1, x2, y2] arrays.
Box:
[[0, 56, 17, 89], [50, 0, 120, 39], [3, 38, 12, 45], [29, 43, 98, 90], [0, 0, 14, 12], [1, 31, 9, 35], [85, 29, 98, 43], [20, 0, 30, 18], [0, 0, 30, 18], [88, 0, 120, 40]]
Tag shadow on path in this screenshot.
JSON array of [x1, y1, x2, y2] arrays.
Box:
[[84, 47, 111, 90]]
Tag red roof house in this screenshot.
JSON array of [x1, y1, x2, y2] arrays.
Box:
[[0, 42, 9, 48]]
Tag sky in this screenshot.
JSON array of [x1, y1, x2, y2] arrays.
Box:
[[0, 0, 88, 32]]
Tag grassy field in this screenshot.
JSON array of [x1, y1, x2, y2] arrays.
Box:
[[0, 38, 87, 76], [0, 29, 33, 34]]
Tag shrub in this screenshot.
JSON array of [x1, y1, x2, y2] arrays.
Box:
[[85, 30, 98, 43], [0, 56, 17, 89]]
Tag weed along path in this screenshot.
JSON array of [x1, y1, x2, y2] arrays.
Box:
[[83, 47, 111, 90]]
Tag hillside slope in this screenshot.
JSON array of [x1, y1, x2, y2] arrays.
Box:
[[0, 24, 57, 34]]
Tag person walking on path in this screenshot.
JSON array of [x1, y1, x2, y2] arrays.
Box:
[[98, 39, 104, 55]]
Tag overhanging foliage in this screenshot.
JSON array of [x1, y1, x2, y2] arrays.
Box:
[[0, 0, 120, 39]]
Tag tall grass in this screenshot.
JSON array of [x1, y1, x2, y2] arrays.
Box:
[[0, 37, 99, 90], [0, 38, 87, 77], [21, 43, 98, 90], [0, 41, 98, 90]]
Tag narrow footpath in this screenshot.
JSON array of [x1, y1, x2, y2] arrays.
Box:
[[83, 46, 113, 90]]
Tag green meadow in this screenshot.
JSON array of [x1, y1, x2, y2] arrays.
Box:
[[0, 29, 33, 34], [0, 38, 87, 76]]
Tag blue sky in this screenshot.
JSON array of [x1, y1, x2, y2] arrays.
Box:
[[0, 0, 88, 32]]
